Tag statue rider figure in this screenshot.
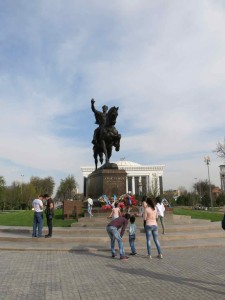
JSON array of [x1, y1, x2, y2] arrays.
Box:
[[91, 99, 108, 145]]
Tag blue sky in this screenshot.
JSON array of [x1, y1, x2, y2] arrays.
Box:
[[1, 0, 225, 193]]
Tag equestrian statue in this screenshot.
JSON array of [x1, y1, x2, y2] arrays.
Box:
[[91, 99, 121, 170]]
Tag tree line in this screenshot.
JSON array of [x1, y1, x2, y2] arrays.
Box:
[[163, 180, 225, 208], [0, 175, 79, 210], [1, 137, 225, 210]]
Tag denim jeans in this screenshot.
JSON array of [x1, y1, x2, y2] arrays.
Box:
[[145, 225, 161, 255], [106, 225, 125, 257], [129, 234, 136, 254], [32, 212, 43, 237], [88, 205, 93, 217]]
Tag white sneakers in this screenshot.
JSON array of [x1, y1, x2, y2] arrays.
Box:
[[147, 254, 163, 259]]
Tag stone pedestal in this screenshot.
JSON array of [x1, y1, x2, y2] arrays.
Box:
[[86, 167, 127, 198]]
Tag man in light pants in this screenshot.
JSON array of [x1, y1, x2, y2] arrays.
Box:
[[87, 196, 93, 218], [156, 196, 165, 234]]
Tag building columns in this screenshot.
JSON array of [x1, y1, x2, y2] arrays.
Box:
[[132, 176, 135, 194]]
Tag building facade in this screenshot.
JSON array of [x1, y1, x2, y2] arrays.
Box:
[[81, 160, 165, 196]]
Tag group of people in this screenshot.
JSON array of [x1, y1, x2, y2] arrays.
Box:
[[32, 194, 54, 238], [106, 196, 165, 260]]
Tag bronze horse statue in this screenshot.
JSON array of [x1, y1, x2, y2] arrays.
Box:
[[93, 106, 121, 170]]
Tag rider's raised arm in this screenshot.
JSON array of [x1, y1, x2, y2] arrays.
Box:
[[91, 98, 97, 113]]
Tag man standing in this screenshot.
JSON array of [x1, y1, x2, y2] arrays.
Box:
[[156, 196, 166, 234], [43, 193, 54, 238], [87, 196, 93, 218], [106, 213, 130, 260], [32, 195, 44, 238]]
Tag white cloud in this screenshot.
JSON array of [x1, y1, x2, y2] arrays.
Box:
[[0, 0, 225, 193]]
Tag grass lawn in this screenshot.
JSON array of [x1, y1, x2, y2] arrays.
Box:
[[0, 209, 76, 227], [173, 207, 224, 222]]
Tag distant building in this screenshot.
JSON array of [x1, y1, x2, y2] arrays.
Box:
[[81, 160, 165, 196], [219, 165, 225, 192], [212, 186, 222, 198]]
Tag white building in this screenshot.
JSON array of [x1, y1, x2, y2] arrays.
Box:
[[81, 160, 165, 196]]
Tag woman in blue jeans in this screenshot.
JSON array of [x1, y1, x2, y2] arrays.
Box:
[[144, 197, 163, 259]]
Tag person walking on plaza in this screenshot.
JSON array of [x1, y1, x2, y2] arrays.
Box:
[[106, 213, 130, 260], [87, 196, 93, 218], [156, 196, 165, 234], [43, 194, 54, 238], [32, 195, 44, 238], [144, 197, 163, 259], [128, 215, 137, 255], [108, 202, 121, 220]]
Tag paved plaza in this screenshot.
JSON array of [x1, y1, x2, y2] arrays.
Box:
[[0, 247, 224, 300]]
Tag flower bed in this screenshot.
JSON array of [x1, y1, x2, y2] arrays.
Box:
[[98, 194, 138, 210]]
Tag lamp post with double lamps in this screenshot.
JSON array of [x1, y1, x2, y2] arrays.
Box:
[[204, 156, 213, 210], [20, 174, 24, 194]]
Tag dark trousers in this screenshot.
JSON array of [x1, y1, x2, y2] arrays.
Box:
[[46, 217, 53, 236]]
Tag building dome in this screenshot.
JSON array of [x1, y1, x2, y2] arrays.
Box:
[[114, 160, 141, 167]]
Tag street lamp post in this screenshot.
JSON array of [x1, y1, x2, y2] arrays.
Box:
[[20, 174, 24, 195], [204, 156, 213, 210], [194, 177, 198, 207]]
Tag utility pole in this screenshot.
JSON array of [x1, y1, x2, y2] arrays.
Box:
[[204, 156, 213, 210]]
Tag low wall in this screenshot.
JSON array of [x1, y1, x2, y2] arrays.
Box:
[[63, 200, 83, 219]]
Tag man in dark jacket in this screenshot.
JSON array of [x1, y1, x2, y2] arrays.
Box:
[[43, 194, 54, 238], [106, 213, 130, 260]]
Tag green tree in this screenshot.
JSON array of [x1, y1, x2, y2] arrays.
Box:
[[201, 194, 211, 207], [176, 195, 189, 206], [215, 193, 225, 206], [30, 176, 55, 196], [4, 182, 21, 209], [21, 183, 36, 209], [56, 175, 78, 201], [193, 179, 216, 206], [0, 176, 6, 210]]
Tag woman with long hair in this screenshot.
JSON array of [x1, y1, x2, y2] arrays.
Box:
[[144, 197, 163, 259]]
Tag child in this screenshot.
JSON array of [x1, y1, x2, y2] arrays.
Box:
[[108, 202, 121, 220], [129, 215, 137, 255]]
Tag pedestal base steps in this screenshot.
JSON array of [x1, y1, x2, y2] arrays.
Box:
[[0, 213, 224, 251]]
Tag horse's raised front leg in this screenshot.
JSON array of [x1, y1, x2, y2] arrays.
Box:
[[114, 134, 121, 151]]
